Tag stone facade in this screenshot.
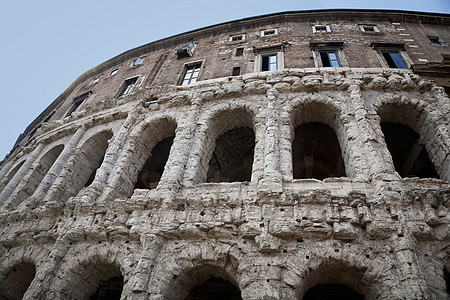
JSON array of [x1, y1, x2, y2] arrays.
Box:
[[0, 9, 449, 300]]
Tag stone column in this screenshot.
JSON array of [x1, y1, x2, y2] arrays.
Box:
[[30, 126, 86, 202], [127, 234, 165, 299], [158, 96, 203, 191], [346, 83, 393, 181], [258, 88, 282, 192], [39, 126, 87, 205], [79, 113, 138, 202], [0, 143, 44, 208]]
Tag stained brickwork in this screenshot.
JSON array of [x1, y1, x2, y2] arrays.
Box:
[[0, 9, 450, 300]]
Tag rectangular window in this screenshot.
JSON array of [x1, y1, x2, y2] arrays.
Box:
[[232, 67, 241, 76], [230, 34, 244, 42], [360, 25, 378, 32], [66, 91, 92, 117], [313, 25, 330, 33], [261, 54, 277, 71], [90, 77, 100, 85], [320, 51, 340, 67], [382, 52, 407, 69], [132, 58, 143, 66], [182, 64, 201, 85], [109, 68, 120, 76], [120, 77, 138, 96], [311, 42, 344, 68], [261, 29, 278, 36], [429, 36, 445, 46], [236, 48, 244, 57]]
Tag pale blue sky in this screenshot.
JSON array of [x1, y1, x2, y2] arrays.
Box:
[[0, 0, 449, 160]]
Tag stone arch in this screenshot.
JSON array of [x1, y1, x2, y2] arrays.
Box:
[[59, 256, 124, 299], [376, 99, 449, 180], [167, 264, 242, 300], [132, 117, 178, 191], [50, 242, 135, 300], [63, 129, 113, 201], [0, 159, 26, 192], [14, 144, 64, 205], [298, 257, 370, 299], [0, 261, 36, 300], [288, 98, 351, 179], [190, 105, 259, 184], [0, 244, 49, 299], [149, 241, 243, 299]]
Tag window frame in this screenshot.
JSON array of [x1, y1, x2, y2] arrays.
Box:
[[131, 57, 144, 67], [428, 36, 446, 46], [360, 24, 379, 33], [232, 66, 241, 76], [109, 67, 120, 76], [310, 42, 346, 68], [372, 43, 411, 69], [229, 34, 245, 42], [65, 91, 92, 117], [180, 62, 203, 85], [254, 45, 284, 72], [260, 28, 278, 37], [118, 76, 140, 97], [313, 25, 331, 33], [236, 47, 244, 57]]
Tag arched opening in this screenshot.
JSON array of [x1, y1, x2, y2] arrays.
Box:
[[66, 130, 112, 199], [135, 136, 174, 189], [292, 122, 345, 179], [0, 262, 36, 300], [185, 276, 242, 300], [207, 126, 255, 182], [303, 283, 364, 300], [16, 145, 64, 202], [381, 123, 438, 178], [5, 160, 25, 184], [62, 260, 123, 299], [90, 275, 124, 300]]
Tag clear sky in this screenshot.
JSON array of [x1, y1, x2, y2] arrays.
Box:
[[0, 0, 449, 161]]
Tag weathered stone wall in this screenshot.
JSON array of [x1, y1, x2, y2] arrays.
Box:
[[0, 67, 449, 299]]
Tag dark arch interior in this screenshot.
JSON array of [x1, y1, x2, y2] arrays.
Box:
[[0, 262, 36, 300], [82, 131, 113, 187], [90, 275, 124, 300], [15, 144, 64, 204], [207, 127, 255, 183], [6, 160, 25, 183], [185, 276, 242, 300], [292, 122, 345, 180], [135, 136, 174, 189], [381, 123, 438, 178], [303, 283, 364, 300]]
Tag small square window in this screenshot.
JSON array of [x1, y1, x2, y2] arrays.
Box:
[[120, 77, 139, 96], [230, 34, 244, 42], [109, 68, 120, 76], [232, 67, 241, 76], [261, 29, 278, 37], [132, 58, 143, 66], [313, 25, 330, 33], [360, 25, 378, 32], [236, 48, 244, 57], [90, 77, 100, 85], [429, 36, 445, 46], [181, 64, 201, 85]]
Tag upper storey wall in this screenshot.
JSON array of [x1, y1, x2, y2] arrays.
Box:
[[2, 10, 449, 164]]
